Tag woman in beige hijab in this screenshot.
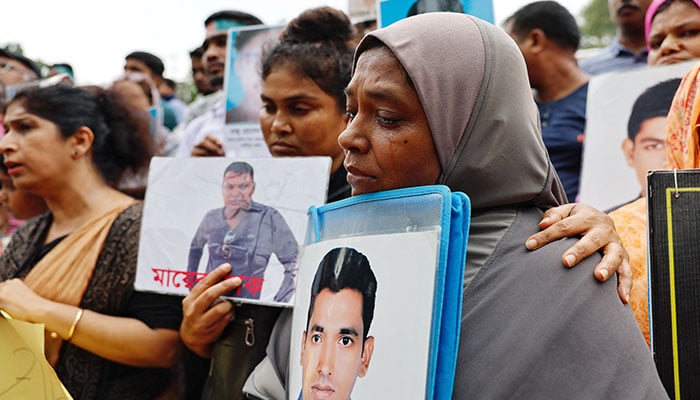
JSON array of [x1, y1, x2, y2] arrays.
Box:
[[337, 12, 667, 398]]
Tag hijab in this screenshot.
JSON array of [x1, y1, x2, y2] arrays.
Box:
[[667, 59, 700, 168], [353, 12, 566, 210], [645, 0, 700, 49]]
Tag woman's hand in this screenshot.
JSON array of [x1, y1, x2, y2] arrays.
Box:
[[181, 263, 242, 358], [0, 278, 49, 321], [525, 203, 632, 304]]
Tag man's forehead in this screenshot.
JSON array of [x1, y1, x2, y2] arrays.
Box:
[[224, 172, 252, 181], [311, 288, 364, 328], [206, 18, 247, 39]]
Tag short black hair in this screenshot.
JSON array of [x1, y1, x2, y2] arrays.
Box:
[[627, 78, 681, 140], [507, 1, 580, 50], [306, 247, 377, 341], [125, 51, 165, 77], [189, 46, 205, 59], [204, 10, 264, 27], [223, 161, 254, 180], [0, 48, 41, 79]]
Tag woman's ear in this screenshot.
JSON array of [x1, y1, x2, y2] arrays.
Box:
[[70, 126, 95, 158]]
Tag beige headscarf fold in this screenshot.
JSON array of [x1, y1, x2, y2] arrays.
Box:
[[24, 204, 131, 365], [354, 13, 566, 209]]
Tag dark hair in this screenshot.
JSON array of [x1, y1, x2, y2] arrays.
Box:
[[204, 10, 264, 27], [223, 161, 254, 179], [261, 6, 356, 111], [627, 78, 681, 140], [162, 78, 177, 90], [508, 1, 580, 50], [0, 48, 41, 79], [125, 51, 165, 77], [190, 46, 205, 59], [7, 85, 153, 186], [306, 247, 377, 341]]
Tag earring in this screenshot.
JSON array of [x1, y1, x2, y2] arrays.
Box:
[[72, 150, 79, 158]]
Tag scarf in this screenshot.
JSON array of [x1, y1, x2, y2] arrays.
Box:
[[667, 60, 700, 169], [23, 204, 132, 365]]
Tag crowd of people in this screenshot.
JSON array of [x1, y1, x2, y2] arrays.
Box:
[[1, 0, 698, 398]]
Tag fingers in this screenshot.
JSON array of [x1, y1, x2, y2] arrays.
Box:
[[537, 203, 575, 229], [186, 263, 232, 300], [592, 243, 632, 304], [191, 136, 224, 157], [181, 264, 243, 356], [526, 212, 583, 252]]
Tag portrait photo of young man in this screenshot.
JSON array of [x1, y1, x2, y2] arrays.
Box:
[[299, 247, 377, 400]]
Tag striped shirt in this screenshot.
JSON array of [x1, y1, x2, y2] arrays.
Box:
[[579, 37, 648, 75]]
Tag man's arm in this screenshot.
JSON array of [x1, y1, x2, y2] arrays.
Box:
[[187, 218, 209, 274], [269, 210, 299, 303]]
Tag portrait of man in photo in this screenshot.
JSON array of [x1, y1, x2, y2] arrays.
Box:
[[300, 247, 378, 400], [187, 161, 299, 302]]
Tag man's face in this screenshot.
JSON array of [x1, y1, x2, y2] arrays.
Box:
[[202, 33, 228, 89], [504, 22, 539, 88], [191, 55, 214, 95], [301, 288, 374, 400], [607, 0, 652, 32], [0, 56, 36, 85], [124, 58, 154, 81], [221, 172, 255, 214], [622, 116, 669, 197]]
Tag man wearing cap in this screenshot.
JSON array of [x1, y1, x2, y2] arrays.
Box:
[[123, 50, 180, 130], [174, 10, 264, 157]]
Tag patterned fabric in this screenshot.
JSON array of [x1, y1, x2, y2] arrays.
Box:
[[608, 60, 700, 347], [0, 203, 171, 399], [24, 204, 130, 366], [667, 60, 700, 169], [609, 198, 649, 344]]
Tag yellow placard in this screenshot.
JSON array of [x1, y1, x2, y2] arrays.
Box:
[[0, 315, 73, 399]]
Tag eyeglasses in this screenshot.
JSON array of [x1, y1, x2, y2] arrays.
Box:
[[0, 62, 36, 82], [0, 62, 21, 74]]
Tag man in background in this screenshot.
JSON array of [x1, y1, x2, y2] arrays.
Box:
[[175, 10, 264, 157], [506, 1, 589, 202], [580, 0, 652, 74], [124, 50, 180, 130]]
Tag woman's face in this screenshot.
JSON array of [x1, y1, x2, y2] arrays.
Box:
[[648, 1, 700, 65], [260, 67, 348, 172], [339, 46, 441, 196], [0, 103, 73, 193]]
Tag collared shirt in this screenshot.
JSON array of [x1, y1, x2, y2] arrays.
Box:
[[175, 90, 226, 157], [579, 37, 648, 75]]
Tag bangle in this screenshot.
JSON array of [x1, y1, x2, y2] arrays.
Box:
[[66, 308, 84, 342]]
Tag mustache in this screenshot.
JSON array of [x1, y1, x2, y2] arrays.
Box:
[[616, 3, 640, 15]]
